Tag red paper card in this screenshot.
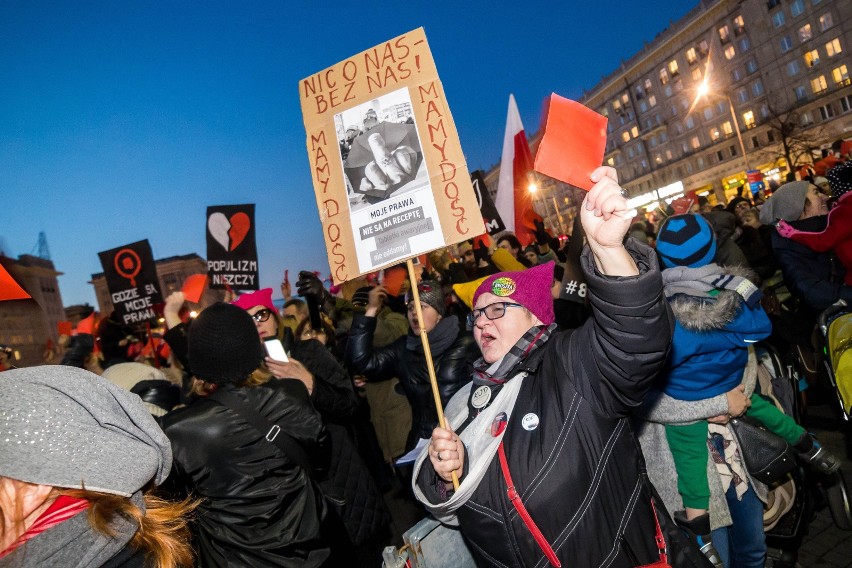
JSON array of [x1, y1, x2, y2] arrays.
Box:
[[57, 321, 73, 336], [76, 313, 96, 335], [534, 94, 608, 191], [382, 266, 407, 297], [670, 197, 695, 215], [181, 274, 208, 303], [0, 265, 31, 301]]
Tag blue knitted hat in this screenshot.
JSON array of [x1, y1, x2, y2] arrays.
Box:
[[656, 214, 717, 268]]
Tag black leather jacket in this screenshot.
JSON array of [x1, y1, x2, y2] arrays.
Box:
[[160, 379, 333, 568], [345, 314, 479, 446]]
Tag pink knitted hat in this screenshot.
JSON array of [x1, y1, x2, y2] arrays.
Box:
[[231, 288, 276, 313], [472, 261, 555, 325]]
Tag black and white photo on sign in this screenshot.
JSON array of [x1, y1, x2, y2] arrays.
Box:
[[335, 87, 429, 214], [335, 87, 445, 272]]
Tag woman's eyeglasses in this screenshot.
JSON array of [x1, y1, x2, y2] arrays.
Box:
[[466, 302, 523, 327], [251, 308, 273, 323]]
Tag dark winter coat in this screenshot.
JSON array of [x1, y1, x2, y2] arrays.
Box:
[[161, 379, 335, 568], [293, 339, 390, 547], [771, 215, 852, 312], [415, 242, 708, 567], [346, 314, 479, 447]]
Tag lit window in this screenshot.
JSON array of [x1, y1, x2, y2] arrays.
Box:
[[703, 107, 714, 120], [790, 0, 805, 17], [613, 99, 622, 112], [787, 60, 802, 76], [649, 95, 657, 107], [691, 136, 701, 149], [724, 45, 736, 60], [799, 24, 812, 42], [746, 59, 758, 74], [686, 47, 698, 64], [631, 126, 639, 138], [794, 85, 808, 101], [825, 38, 842, 57], [780, 36, 793, 52], [752, 80, 764, 96], [622, 131, 630, 142], [668, 60, 679, 76], [666, 149, 673, 160], [804, 49, 820, 67], [659, 68, 669, 85], [743, 110, 756, 128], [722, 121, 733, 135], [772, 11, 785, 29], [719, 25, 731, 43], [621, 93, 630, 104], [819, 13, 833, 31], [644, 78, 653, 91], [655, 154, 663, 164], [736, 87, 749, 103], [833, 65, 850, 86], [810, 75, 828, 94], [711, 128, 721, 141], [699, 40, 710, 56], [693, 67, 703, 81], [738, 37, 750, 52], [734, 15, 746, 34]]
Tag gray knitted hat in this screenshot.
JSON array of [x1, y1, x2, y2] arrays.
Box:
[[759, 181, 810, 224], [405, 280, 446, 316], [0, 366, 172, 497]]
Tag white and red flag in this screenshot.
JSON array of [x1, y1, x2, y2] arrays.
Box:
[[494, 94, 540, 246]]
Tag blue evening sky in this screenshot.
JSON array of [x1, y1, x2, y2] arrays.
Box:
[[1, 1, 694, 306]]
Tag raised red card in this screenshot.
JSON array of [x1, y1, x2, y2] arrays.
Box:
[[0, 265, 30, 301], [534, 94, 608, 191], [181, 274, 208, 303]]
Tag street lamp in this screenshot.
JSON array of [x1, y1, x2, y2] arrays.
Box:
[[528, 177, 567, 235], [694, 80, 751, 171]]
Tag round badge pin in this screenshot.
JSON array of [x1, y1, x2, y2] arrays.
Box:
[[491, 277, 517, 297], [521, 413, 539, 431], [490, 412, 508, 437], [471, 385, 492, 409]]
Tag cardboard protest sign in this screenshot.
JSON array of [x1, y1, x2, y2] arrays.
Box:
[[98, 240, 163, 325], [300, 27, 484, 284], [471, 170, 504, 236], [206, 204, 259, 290], [534, 94, 608, 191]]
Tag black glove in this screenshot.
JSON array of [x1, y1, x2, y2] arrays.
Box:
[[473, 241, 489, 263], [296, 271, 331, 305], [533, 219, 550, 246]]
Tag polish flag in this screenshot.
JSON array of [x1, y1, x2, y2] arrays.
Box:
[[494, 95, 540, 246]]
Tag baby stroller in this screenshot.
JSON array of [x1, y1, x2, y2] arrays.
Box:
[[818, 299, 852, 424], [755, 339, 852, 568]]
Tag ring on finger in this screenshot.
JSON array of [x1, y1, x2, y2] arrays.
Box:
[[620, 188, 628, 198], [437, 451, 443, 462]]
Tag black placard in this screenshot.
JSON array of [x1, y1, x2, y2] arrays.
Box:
[[206, 204, 259, 290], [98, 240, 163, 325], [471, 170, 505, 236]]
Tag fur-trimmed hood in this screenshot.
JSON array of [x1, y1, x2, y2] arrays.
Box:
[[664, 265, 756, 332]]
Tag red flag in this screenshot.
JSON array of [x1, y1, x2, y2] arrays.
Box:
[[0, 264, 31, 301], [495, 95, 539, 246]]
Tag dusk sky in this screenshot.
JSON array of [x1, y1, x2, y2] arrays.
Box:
[[1, 1, 694, 307]]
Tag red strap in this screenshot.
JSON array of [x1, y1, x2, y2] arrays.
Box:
[[650, 499, 668, 564], [497, 442, 562, 568]]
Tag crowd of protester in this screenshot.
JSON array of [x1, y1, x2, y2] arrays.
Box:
[[2, 152, 851, 566]]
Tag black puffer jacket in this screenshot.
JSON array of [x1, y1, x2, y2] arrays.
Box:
[[415, 242, 708, 567], [161, 379, 335, 568], [346, 315, 479, 447], [292, 339, 390, 548]]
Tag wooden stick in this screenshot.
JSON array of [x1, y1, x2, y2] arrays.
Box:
[[406, 259, 459, 491]]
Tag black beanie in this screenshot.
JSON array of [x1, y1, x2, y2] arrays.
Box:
[[188, 302, 264, 385]]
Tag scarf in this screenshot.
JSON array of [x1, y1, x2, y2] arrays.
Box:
[[406, 315, 460, 357], [662, 264, 761, 308], [411, 324, 556, 524]]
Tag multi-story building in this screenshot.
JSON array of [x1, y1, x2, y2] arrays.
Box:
[[91, 253, 225, 318], [0, 254, 66, 366], [486, 0, 851, 230]]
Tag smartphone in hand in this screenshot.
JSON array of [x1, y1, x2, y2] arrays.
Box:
[[263, 338, 289, 362]]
